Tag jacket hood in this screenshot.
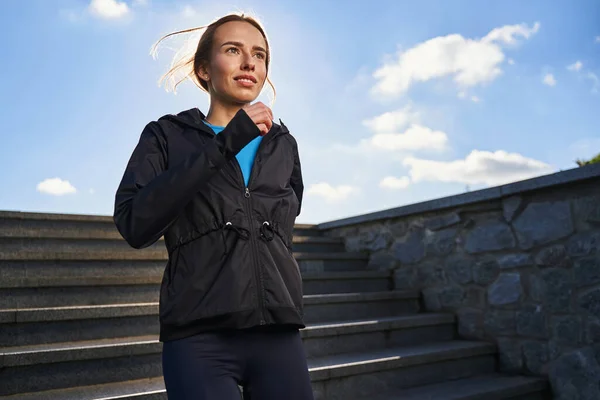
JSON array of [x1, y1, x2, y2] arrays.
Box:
[[159, 107, 289, 135]]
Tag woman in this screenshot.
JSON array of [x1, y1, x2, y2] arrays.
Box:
[[113, 13, 313, 400]]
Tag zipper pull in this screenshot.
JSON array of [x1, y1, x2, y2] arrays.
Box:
[[245, 187, 250, 198]]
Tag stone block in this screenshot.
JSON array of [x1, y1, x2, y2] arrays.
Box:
[[465, 286, 486, 308], [548, 347, 600, 400], [578, 287, 600, 318], [385, 219, 408, 237], [585, 317, 600, 344], [530, 268, 573, 312], [574, 256, 600, 288], [488, 273, 523, 306], [516, 305, 548, 338], [535, 244, 571, 268], [502, 195, 523, 222], [573, 195, 600, 228], [497, 253, 533, 269], [522, 340, 549, 374], [423, 212, 461, 231], [465, 221, 516, 254], [347, 228, 393, 253], [551, 316, 582, 346], [391, 229, 425, 265], [473, 259, 500, 285], [512, 201, 574, 250], [393, 267, 417, 290], [445, 255, 473, 284], [417, 261, 446, 286], [424, 227, 457, 257], [566, 231, 600, 258], [438, 285, 466, 308], [484, 309, 516, 335]]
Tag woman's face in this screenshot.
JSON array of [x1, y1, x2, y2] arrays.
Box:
[[203, 21, 268, 105]]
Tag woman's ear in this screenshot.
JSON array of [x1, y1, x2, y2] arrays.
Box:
[[197, 64, 210, 82]]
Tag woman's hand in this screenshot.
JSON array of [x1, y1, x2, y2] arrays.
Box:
[[243, 102, 273, 136]]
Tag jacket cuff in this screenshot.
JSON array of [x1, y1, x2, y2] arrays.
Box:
[[215, 109, 261, 158]]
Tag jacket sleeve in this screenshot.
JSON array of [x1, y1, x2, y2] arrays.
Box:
[[290, 137, 304, 216], [113, 109, 260, 249]]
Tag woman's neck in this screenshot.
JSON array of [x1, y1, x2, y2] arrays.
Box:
[[204, 101, 246, 127]]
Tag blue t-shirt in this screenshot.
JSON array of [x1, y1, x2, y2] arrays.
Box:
[[203, 120, 262, 187]]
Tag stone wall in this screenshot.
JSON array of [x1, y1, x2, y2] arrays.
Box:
[[319, 164, 600, 399]]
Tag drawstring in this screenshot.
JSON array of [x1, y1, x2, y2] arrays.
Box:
[[259, 221, 275, 242], [222, 221, 250, 255]]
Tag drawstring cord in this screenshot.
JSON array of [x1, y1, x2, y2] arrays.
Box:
[[222, 222, 250, 255], [260, 221, 275, 242], [220, 220, 291, 254]]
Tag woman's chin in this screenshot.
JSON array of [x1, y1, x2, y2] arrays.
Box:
[[229, 92, 259, 105]]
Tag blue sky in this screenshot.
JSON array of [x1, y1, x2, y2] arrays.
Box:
[[1, 0, 599, 224]]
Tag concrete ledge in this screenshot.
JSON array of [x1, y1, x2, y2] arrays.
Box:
[[318, 164, 600, 230]]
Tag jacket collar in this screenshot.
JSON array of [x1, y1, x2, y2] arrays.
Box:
[[159, 107, 288, 140]]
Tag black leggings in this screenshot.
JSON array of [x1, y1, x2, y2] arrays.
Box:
[[162, 328, 315, 400]]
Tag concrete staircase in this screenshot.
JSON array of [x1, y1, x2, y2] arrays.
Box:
[[0, 211, 551, 399]]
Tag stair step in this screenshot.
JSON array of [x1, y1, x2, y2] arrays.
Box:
[[0, 291, 420, 346], [370, 374, 549, 400], [0, 270, 392, 308], [309, 341, 497, 399], [0, 211, 323, 238], [0, 313, 455, 366], [0, 253, 367, 274], [0, 235, 344, 253], [0, 377, 166, 400], [1, 340, 496, 398], [0, 246, 365, 261]]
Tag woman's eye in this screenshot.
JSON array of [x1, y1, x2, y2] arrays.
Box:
[[227, 47, 239, 54], [255, 53, 266, 60]]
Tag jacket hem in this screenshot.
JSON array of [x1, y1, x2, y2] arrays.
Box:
[[159, 306, 305, 342]]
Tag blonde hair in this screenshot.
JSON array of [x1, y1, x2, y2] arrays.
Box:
[[150, 12, 276, 102]]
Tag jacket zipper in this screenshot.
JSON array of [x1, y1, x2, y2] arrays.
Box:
[[233, 139, 267, 325]]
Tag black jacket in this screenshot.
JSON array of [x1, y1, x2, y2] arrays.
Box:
[[113, 107, 305, 342]]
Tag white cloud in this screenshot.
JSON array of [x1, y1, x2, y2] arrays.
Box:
[[88, 0, 129, 19], [365, 124, 449, 152], [306, 183, 359, 203], [471, 95, 481, 102], [132, 0, 148, 6], [508, 58, 515, 65], [543, 73, 556, 87], [403, 149, 554, 186], [567, 61, 583, 72], [89, 188, 96, 195], [380, 176, 410, 190], [37, 178, 77, 196], [595, 36, 600, 43], [371, 22, 540, 98], [356, 106, 448, 153], [362, 105, 420, 133]]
